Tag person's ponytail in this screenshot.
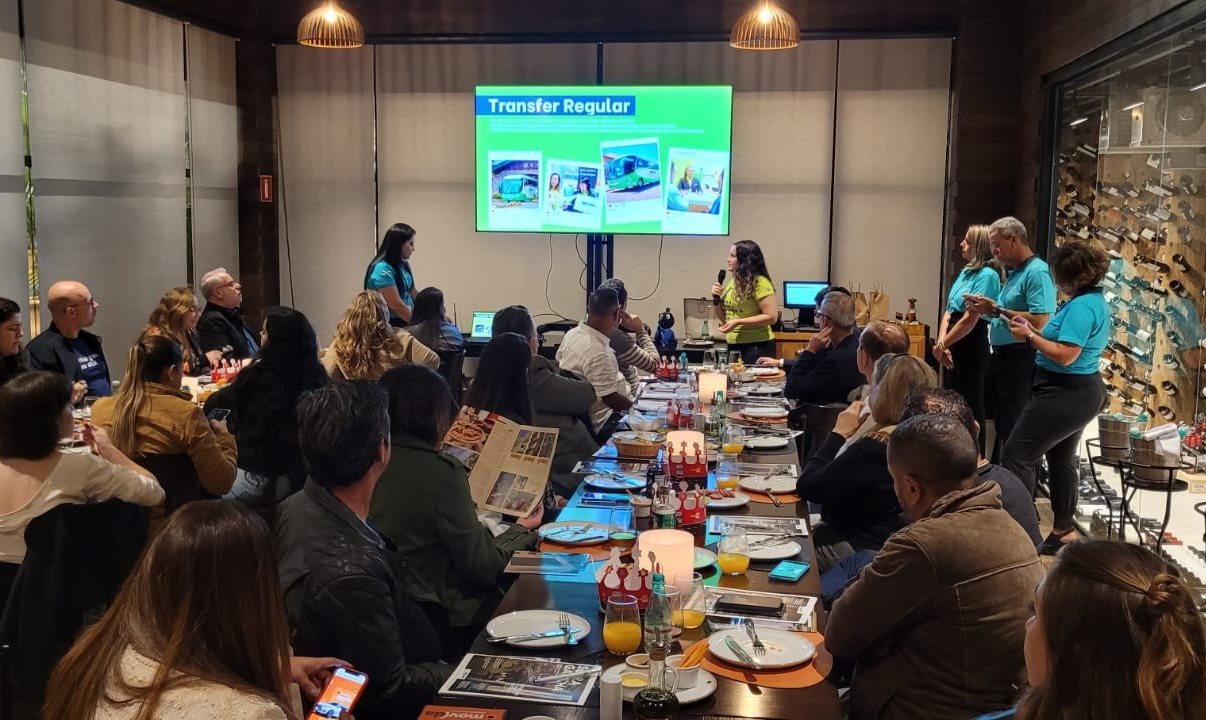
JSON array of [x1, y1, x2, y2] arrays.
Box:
[[1135, 573, 1206, 720], [109, 335, 182, 456]]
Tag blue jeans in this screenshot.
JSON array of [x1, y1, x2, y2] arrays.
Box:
[[820, 549, 876, 606]]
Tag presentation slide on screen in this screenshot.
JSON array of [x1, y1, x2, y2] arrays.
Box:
[[475, 85, 733, 235]]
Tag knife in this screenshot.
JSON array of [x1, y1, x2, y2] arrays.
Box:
[[487, 628, 584, 643], [724, 635, 763, 669]]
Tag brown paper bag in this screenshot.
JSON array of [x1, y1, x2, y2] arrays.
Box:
[[869, 285, 890, 321], [851, 284, 871, 326]]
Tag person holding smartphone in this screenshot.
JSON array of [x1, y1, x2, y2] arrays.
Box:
[[44, 500, 349, 720], [961, 217, 1055, 462]]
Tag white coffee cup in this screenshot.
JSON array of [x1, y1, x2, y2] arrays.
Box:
[[666, 654, 699, 689]]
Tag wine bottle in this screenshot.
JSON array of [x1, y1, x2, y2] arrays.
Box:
[[1133, 254, 1170, 273], [1172, 253, 1191, 272], [1161, 380, 1179, 396]]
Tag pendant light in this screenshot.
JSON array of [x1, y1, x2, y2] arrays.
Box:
[[297, 0, 365, 49], [730, 0, 799, 51]]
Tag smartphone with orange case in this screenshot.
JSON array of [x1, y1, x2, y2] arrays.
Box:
[[306, 667, 368, 719]]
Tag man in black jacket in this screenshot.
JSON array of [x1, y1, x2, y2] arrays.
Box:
[[277, 380, 451, 720], [783, 291, 863, 404], [26, 280, 110, 399], [197, 267, 259, 365]]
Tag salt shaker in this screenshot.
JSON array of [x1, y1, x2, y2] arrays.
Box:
[[600, 673, 622, 720]]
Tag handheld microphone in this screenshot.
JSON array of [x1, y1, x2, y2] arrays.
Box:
[[712, 270, 726, 306]]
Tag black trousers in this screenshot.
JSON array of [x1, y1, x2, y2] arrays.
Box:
[[987, 343, 1035, 463], [1002, 369, 1105, 531], [945, 316, 990, 454], [728, 339, 776, 365]]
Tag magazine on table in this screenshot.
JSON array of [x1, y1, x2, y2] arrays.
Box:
[[442, 407, 558, 518], [503, 551, 592, 576], [571, 458, 650, 478], [706, 515, 809, 537], [703, 586, 817, 632], [439, 654, 600, 706]]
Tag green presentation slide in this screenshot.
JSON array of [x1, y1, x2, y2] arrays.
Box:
[[475, 85, 733, 235]]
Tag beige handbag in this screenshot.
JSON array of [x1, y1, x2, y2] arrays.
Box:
[[869, 285, 890, 321]]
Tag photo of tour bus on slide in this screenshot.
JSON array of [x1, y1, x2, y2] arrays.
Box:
[[600, 137, 662, 224], [487, 151, 542, 230]]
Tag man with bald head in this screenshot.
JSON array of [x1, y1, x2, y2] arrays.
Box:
[[26, 280, 111, 398]]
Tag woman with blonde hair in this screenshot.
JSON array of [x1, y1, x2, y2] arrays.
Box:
[[983, 540, 1206, 720], [91, 335, 236, 521], [323, 290, 438, 381], [145, 287, 210, 376], [44, 500, 348, 720], [933, 225, 1001, 452], [796, 352, 937, 570]]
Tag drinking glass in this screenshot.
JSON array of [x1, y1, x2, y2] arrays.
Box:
[[702, 349, 716, 370], [721, 425, 745, 455], [608, 509, 637, 550], [603, 593, 643, 656], [717, 527, 750, 576], [653, 586, 683, 641], [673, 571, 707, 630], [715, 453, 740, 491], [728, 350, 743, 369]]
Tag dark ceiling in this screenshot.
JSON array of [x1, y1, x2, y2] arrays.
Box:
[[123, 0, 964, 42]]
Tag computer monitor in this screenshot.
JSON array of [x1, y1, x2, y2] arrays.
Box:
[[469, 311, 496, 339], [783, 281, 831, 310]]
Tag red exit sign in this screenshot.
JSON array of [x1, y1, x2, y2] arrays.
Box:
[[259, 174, 273, 203]]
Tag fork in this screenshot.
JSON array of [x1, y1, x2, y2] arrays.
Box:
[[559, 613, 578, 646], [745, 620, 767, 658]]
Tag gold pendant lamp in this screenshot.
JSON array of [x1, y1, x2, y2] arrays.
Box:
[[297, 0, 365, 49], [730, 0, 799, 51]]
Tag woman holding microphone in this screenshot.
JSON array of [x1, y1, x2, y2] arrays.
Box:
[[1000, 241, 1109, 555], [711, 240, 777, 364], [933, 225, 1001, 453]]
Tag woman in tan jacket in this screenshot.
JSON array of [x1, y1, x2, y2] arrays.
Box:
[[44, 500, 346, 720], [92, 335, 236, 523], [323, 290, 439, 380]]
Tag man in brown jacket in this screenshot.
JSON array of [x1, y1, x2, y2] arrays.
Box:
[[827, 414, 1043, 720]]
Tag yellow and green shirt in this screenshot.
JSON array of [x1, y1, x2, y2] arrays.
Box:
[[721, 275, 775, 345]]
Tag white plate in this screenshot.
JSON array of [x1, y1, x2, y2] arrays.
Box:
[[739, 475, 797, 494], [741, 407, 789, 419], [682, 339, 716, 347], [485, 610, 591, 648], [703, 493, 750, 510], [537, 521, 611, 546], [746, 537, 803, 561], [584, 474, 647, 492], [707, 627, 815, 669], [745, 436, 790, 450], [601, 664, 719, 704], [744, 383, 783, 395], [747, 367, 782, 377], [635, 400, 666, 413], [694, 547, 717, 569]]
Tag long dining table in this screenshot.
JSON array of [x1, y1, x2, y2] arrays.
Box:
[[437, 430, 842, 720]]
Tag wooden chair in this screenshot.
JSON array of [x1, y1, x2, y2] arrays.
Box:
[[438, 348, 467, 404], [788, 402, 848, 465]]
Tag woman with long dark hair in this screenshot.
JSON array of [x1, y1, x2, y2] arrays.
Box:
[[145, 287, 210, 376], [710, 240, 778, 363], [44, 500, 347, 720], [933, 225, 1001, 453], [204, 307, 329, 508], [0, 297, 25, 387], [365, 222, 418, 326], [1004, 541, 1206, 720], [1001, 241, 1109, 555], [403, 287, 464, 353], [91, 335, 236, 522], [464, 332, 533, 424], [372, 365, 539, 647]]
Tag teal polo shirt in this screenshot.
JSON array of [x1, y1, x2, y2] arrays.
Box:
[[989, 255, 1056, 346], [946, 265, 1002, 314], [1035, 290, 1109, 374]]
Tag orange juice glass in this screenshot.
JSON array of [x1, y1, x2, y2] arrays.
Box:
[[604, 593, 643, 655]]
